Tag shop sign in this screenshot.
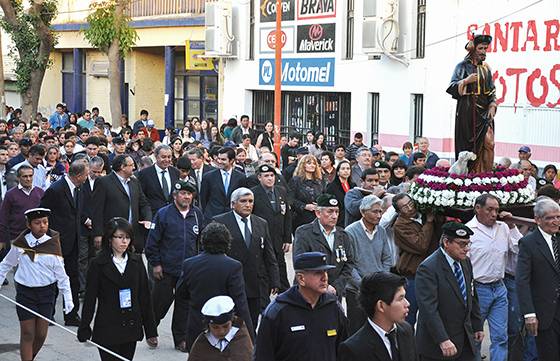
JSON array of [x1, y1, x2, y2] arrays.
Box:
[[259, 57, 335, 86], [259, 26, 295, 53], [185, 40, 215, 71], [260, 0, 295, 22], [297, 0, 336, 20], [297, 23, 335, 53]]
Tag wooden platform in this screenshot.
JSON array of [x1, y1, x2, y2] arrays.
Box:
[[444, 203, 535, 224]]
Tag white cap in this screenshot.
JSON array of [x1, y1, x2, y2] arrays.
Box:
[[201, 296, 235, 324]]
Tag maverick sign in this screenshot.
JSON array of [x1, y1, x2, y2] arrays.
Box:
[[260, 0, 294, 22], [297, 23, 335, 53]]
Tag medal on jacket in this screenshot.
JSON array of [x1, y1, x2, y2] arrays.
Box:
[[260, 237, 265, 249], [340, 247, 348, 262], [280, 200, 287, 215]]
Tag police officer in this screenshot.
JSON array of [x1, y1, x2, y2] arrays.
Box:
[[251, 164, 292, 292], [144, 179, 203, 352], [293, 193, 355, 296], [254, 252, 348, 361]]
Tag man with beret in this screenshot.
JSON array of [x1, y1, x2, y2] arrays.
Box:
[[293, 194, 355, 296], [251, 164, 292, 292], [416, 222, 484, 361], [254, 252, 348, 361], [145, 179, 203, 352], [447, 32, 497, 173], [373, 160, 391, 189]]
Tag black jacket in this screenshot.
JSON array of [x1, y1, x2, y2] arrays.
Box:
[[338, 321, 417, 361], [39, 177, 81, 256], [288, 176, 326, 230], [199, 168, 246, 221], [78, 251, 157, 345], [516, 229, 560, 330], [136, 165, 180, 214], [251, 184, 292, 250], [213, 212, 280, 298], [415, 248, 482, 359], [254, 286, 348, 361], [175, 252, 255, 348], [80, 179, 96, 237]]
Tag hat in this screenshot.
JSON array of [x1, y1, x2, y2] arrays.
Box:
[[373, 160, 390, 170], [465, 33, 493, 50], [173, 179, 197, 193], [146, 119, 155, 127], [24, 208, 51, 221], [370, 147, 380, 155], [19, 138, 33, 147], [112, 136, 126, 145], [316, 193, 339, 207], [518, 146, 531, 153], [442, 222, 473, 239], [296, 147, 309, 155], [257, 164, 275, 175], [95, 116, 105, 124], [201, 296, 235, 325], [294, 252, 336, 271]]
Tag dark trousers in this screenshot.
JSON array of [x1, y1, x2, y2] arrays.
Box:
[[98, 341, 136, 361], [275, 248, 291, 292], [346, 288, 366, 335], [152, 273, 188, 346], [78, 235, 96, 292], [535, 305, 560, 361], [248, 297, 260, 331], [420, 348, 475, 361]]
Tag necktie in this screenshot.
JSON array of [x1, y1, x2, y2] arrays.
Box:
[[268, 190, 277, 211], [386, 329, 399, 361], [453, 261, 467, 303], [161, 170, 169, 199], [196, 169, 201, 190], [223, 171, 230, 194], [241, 217, 251, 247], [72, 186, 79, 208], [552, 235, 560, 271], [218, 338, 228, 352]]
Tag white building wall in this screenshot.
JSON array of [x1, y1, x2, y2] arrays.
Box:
[[223, 0, 560, 165]]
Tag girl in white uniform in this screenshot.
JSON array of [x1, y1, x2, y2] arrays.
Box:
[[0, 208, 73, 361]]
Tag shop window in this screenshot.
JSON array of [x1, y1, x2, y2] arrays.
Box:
[[370, 93, 380, 145], [411, 94, 424, 140]]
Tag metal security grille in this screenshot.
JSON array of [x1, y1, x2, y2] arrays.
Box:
[[345, 0, 355, 60], [371, 92, 380, 145], [416, 0, 426, 58], [252, 90, 351, 147], [412, 93, 424, 139], [249, 0, 255, 60]]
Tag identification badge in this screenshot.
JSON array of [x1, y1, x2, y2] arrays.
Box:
[[327, 329, 337, 337], [119, 289, 132, 308], [291, 325, 305, 332]]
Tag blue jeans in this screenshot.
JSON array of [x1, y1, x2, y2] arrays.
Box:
[[476, 280, 509, 361], [406, 276, 418, 327], [503, 275, 539, 361]]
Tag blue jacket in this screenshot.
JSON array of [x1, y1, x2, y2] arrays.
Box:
[[145, 203, 203, 277]]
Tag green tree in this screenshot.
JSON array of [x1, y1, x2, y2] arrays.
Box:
[[0, 0, 58, 120], [83, 0, 137, 126]]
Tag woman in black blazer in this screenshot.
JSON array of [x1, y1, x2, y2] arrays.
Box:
[[78, 217, 158, 360], [326, 160, 355, 227]]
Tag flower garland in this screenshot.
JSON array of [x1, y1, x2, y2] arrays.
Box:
[[409, 167, 535, 211]]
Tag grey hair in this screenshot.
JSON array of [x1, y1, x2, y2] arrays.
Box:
[[359, 194, 382, 212], [356, 147, 371, 158], [68, 159, 89, 177], [534, 196, 560, 218], [154, 144, 172, 157], [231, 187, 254, 204], [381, 193, 394, 212], [89, 156, 104, 168], [497, 157, 512, 168]]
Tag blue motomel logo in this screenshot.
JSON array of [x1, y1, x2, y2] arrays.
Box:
[[259, 57, 335, 86]]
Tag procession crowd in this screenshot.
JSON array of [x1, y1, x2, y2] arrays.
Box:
[[0, 104, 559, 361]]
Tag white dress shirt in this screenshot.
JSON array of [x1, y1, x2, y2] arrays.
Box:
[[154, 164, 171, 190], [112, 253, 128, 274], [233, 211, 252, 237], [538, 227, 557, 261], [18, 183, 34, 196], [115, 173, 132, 222], [367, 318, 396, 358], [64, 175, 77, 198], [466, 217, 522, 283], [206, 326, 239, 352]]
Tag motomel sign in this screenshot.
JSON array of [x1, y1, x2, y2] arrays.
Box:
[[260, 0, 294, 22], [297, 23, 335, 53], [259, 58, 335, 86], [297, 0, 336, 20], [259, 26, 295, 53]]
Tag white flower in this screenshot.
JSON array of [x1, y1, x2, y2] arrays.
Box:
[[473, 177, 482, 185], [428, 197, 435, 204], [457, 199, 464, 206], [454, 179, 463, 186], [464, 179, 472, 187], [445, 177, 454, 184], [434, 198, 441, 206], [491, 177, 499, 183], [457, 191, 467, 199], [499, 177, 508, 185]]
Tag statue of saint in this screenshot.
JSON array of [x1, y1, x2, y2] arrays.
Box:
[[447, 33, 497, 173]]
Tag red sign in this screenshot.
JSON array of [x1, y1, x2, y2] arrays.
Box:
[[308, 24, 324, 41], [267, 30, 287, 49]]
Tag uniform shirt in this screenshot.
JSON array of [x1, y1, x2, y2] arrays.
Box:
[[466, 217, 521, 283], [368, 318, 396, 359], [319, 222, 336, 251], [206, 326, 239, 352]]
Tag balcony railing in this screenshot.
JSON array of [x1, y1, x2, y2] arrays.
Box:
[[127, 0, 217, 18]]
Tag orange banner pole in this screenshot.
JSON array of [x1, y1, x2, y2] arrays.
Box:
[[273, 0, 282, 164]]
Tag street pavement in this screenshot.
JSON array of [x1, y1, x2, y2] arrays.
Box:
[[0, 252, 490, 360]]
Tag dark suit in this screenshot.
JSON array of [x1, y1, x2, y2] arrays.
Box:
[[516, 229, 560, 361], [212, 212, 280, 330], [136, 165, 180, 213], [415, 248, 482, 360], [92, 172, 151, 251], [175, 252, 254, 350], [251, 183, 292, 291], [190, 164, 214, 207], [199, 168, 245, 221], [40, 177, 81, 319], [338, 321, 417, 361]]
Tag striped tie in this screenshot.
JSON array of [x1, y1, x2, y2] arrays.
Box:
[[552, 235, 560, 272], [453, 261, 467, 303]]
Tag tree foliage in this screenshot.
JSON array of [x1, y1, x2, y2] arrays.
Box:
[[83, 0, 137, 56], [0, 0, 58, 93]]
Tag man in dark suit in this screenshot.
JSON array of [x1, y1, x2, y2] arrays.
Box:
[[91, 155, 151, 252], [175, 222, 254, 351], [338, 272, 416, 361], [199, 147, 245, 221], [187, 147, 214, 193], [213, 187, 279, 331], [251, 164, 292, 292], [137, 144, 179, 213], [416, 222, 484, 361], [40, 159, 89, 325], [516, 197, 560, 361]]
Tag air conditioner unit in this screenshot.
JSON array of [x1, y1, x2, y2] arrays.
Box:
[[90, 61, 109, 77], [362, 0, 399, 54], [205, 0, 234, 56]]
